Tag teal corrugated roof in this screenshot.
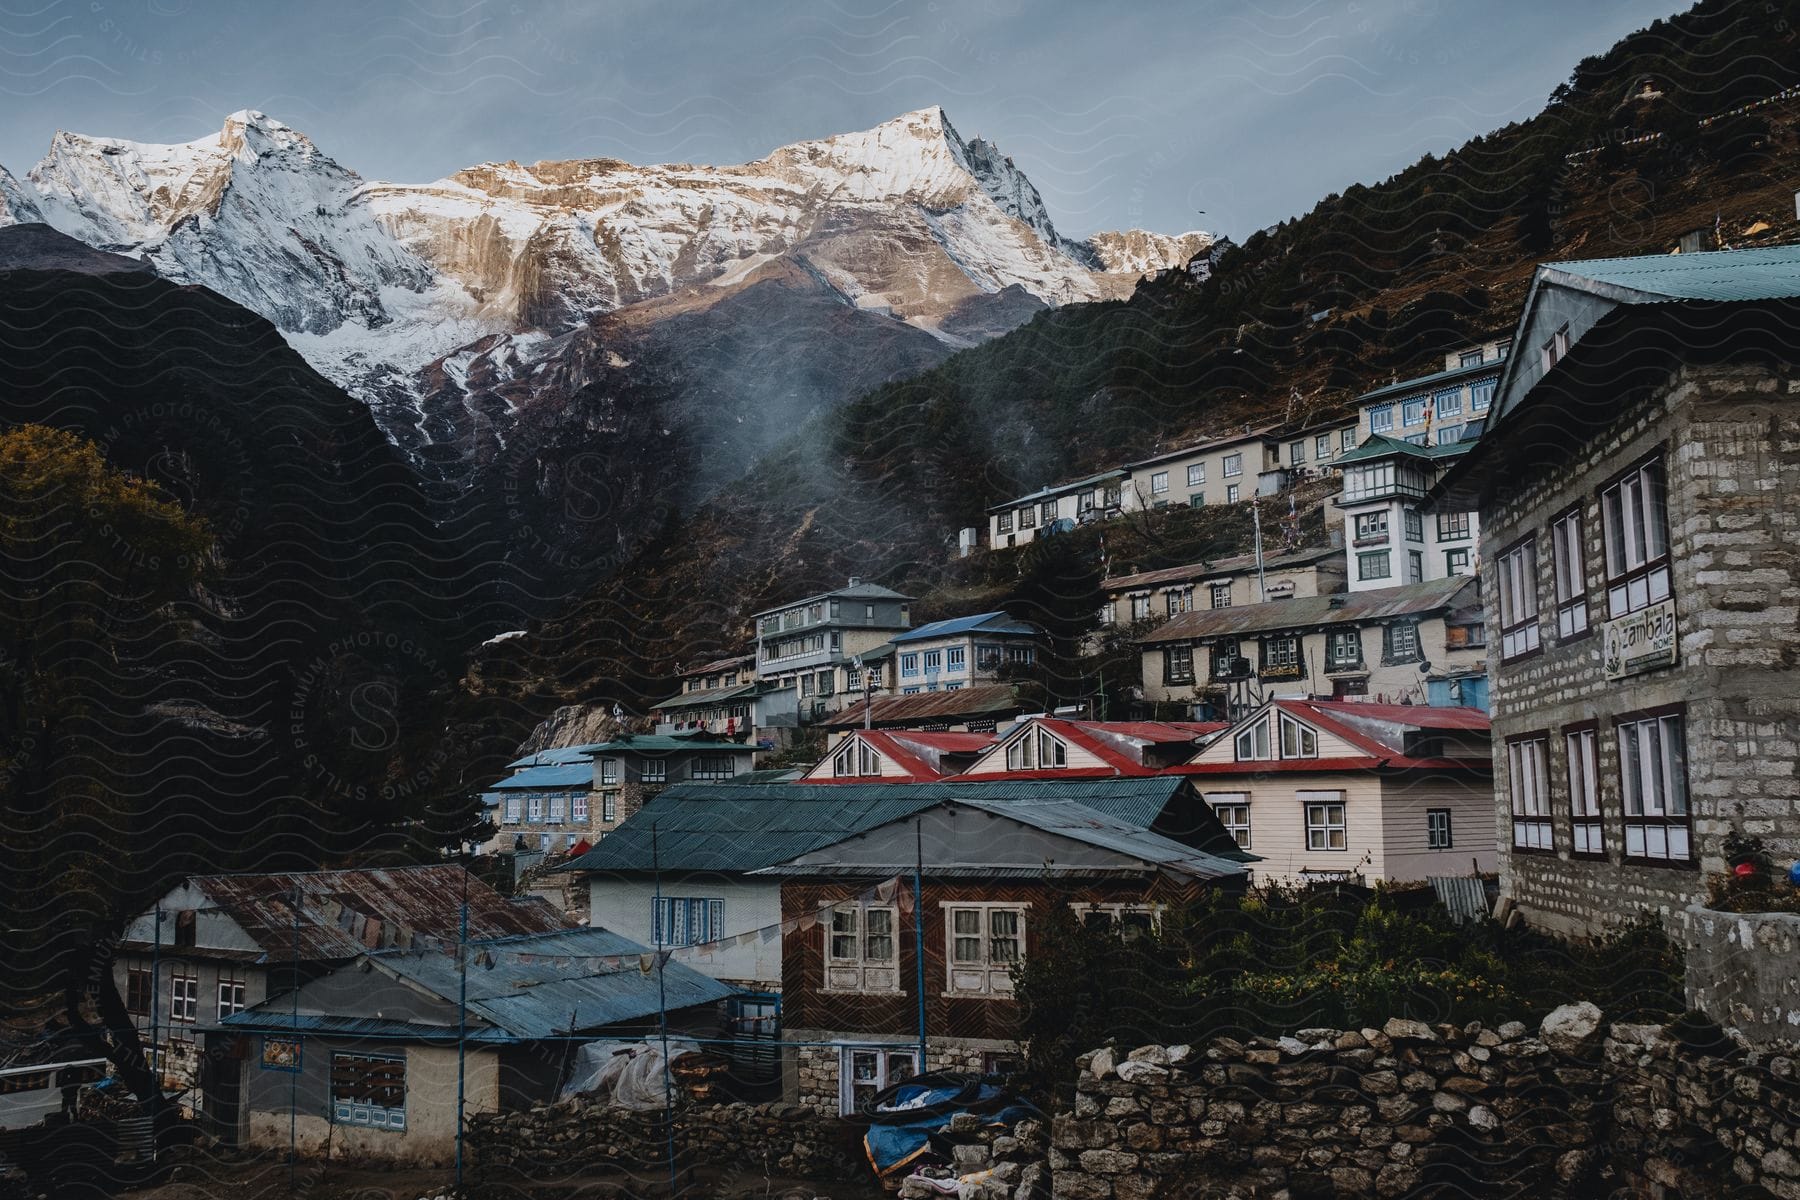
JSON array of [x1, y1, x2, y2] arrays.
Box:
[[560, 778, 1197, 874], [508, 744, 605, 768], [1544, 243, 1800, 303], [490, 763, 593, 790], [1356, 357, 1503, 405], [1333, 432, 1472, 467]]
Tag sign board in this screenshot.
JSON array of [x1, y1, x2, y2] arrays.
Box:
[[1603, 598, 1678, 679]]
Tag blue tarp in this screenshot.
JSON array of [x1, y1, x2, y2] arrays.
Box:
[[859, 1078, 1038, 1180]]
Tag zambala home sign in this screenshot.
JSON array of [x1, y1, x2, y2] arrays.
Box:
[[1603, 597, 1678, 680]]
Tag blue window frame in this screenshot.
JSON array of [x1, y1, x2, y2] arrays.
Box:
[[1434, 388, 1462, 418], [653, 897, 725, 947], [1470, 378, 1495, 412], [900, 653, 919, 677], [1368, 404, 1394, 433], [1402, 398, 1427, 426], [946, 646, 966, 672]]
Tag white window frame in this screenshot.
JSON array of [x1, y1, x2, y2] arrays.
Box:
[[216, 978, 246, 1021], [823, 903, 902, 994], [946, 646, 966, 672], [1300, 792, 1348, 852], [599, 759, 621, 786], [572, 793, 589, 824], [1207, 793, 1251, 849], [652, 897, 725, 948], [1507, 736, 1553, 851], [1426, 808, 1453, 850], [1353, 510, 1389, 544], [1186, 463, 1206, 487], [641, 760, 667, 784], [1150, 470, 1170, 495], [170, 973, 199, 1024], [943, 903, 1026, 997], [1566, 725, 1604, 857], [839, 1046, 917, 1117], [601, 791, 618, 823], [1234, 716, 1273, 761], [547, 795, 565, 825], [1210, 583, 1231, 609], [1316, 433, 1332, 460], [1600, 457, 1671, 620], [1226, 484, 1240, 503], [526, 795, 544, 823], [1289, 440, 1306, 465], [1278, 712, 1318, 758], [1402, 398, 1427, 426], [331, 1052, 407, 1131], [1222, 453, 1243, 478]]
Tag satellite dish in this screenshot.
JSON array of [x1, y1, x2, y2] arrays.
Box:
[[1418, 660, 1432, 674]]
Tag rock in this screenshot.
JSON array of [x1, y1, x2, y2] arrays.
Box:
[[1498, 1021, 1527, 1040], [1383, 1018, 1437, 1042], [1165, 1043, 1193, 1065], [1277, 1036, 1311, 1055], [1116, 1060, 1170, 1084], [953, 1142, 992, 1170], [1540, 1002, 1604, 1055], [1335, 1030, 1369, 1050], [1087, 1047, 1116, 1080], [1126, 1044, 1169, 1065], [1467, 1105, 1499, 1131], [1078, 1148, 1141, 1175]]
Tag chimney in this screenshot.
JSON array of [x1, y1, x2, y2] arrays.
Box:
[[848, 576, 861, 587]]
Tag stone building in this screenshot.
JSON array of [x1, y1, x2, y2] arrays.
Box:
[[1431, 244, 1800, 936], [1098, 544, 1345, 628]]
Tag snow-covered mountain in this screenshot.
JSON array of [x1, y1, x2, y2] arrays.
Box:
[[2, 106, 1208, 473]]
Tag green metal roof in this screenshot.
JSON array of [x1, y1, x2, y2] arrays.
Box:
[[988, 468, 1128, 513], [1333, 432, 1473, 467], [1543, 243, 1800, 303], [1356, 357, 1503, 405], [559, 777, 1207, 875]]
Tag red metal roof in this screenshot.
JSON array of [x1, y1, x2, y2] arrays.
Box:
[[799, 729, 999, 784], [1286, 700, 1490, 730]]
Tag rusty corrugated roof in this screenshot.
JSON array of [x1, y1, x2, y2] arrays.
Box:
[[1103, 545, 1339, 593], [1136, 577, 1477, 645], [824, 683, 1021, 729]]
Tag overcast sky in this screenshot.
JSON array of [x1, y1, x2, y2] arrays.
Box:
[[0, 0, 1682, 239]]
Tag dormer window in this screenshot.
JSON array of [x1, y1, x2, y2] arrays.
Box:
[[1278, 712, 1318, 758], [832, 740, 881, 777], [1234, 718, 1273, 761], [1037, 730, 1067, 768]]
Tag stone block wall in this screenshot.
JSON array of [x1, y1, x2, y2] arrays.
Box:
[[791, 1035, 1004, 1115], [1678, 904, 1800, 1046]]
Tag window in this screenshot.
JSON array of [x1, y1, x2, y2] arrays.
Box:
[[900, 653, 919, 677], [840, 1048, 916, 1116], [1540, 322, 1570, 371], [1445, 547, 1471, 576], [846, 666, 863, 689], [1497, 536, 1541, 660], [1495, 338, 1511, 358], [527, 795, 544, 823], [1358, 551, 1390, 581], [1343, 462, 1407, 502], [653, 897, 725, 947], [1222, 453, 1243, 477], [1150, 471, 1170, 495], [1316, 434, 1331, 460], [1260, 635, 1300, 676], [1165, 590, 1190, 616], [1384, 620, 1421, 663], [1341, 428, 1357, 451], [1507, 736, 1552, 851], [1301, 793, 1348, 851], [1436, 512, 1471, 541], [1211, 640, 1247, 679], [1162, 645, 1194, 685], [1403, 509, 1423, 542], [1004, 646, 1035, 666], [1460, 349, 1485, 367], [547, 795, 565, 824], [944, 904, 1025, 996], [601, 792, 618, 823], [1326, 629, 1362, 669], [1004, 734, 1033, 770], [996, 511, 1013, 534], [691, 755, 737, 780], [1226, 484, 1240, 503], [1436, 424, 1465, 446], [1018, 505, 1037, 529], [1353, 511, 1389, 544], [170, 973, 199, 1023], [1189, 494, 1206, 509], [923, 650, 942, 674], [331, 1053, 406, 1130], [1618, 709, 1691, 863], [824, 903, 900, 993], [831, 739, 882, 778], [1130, 595, 1152, 621], [1368, 404, 1394, 433], [600, 760, 620, 785], [1470, 378, 1495, 412], [1234, 717, 1272, 761], [1037, 730, 1068, 767], [1566, 724, 1604, 858], [1041, 500, 1057, 524], [1427, 809, 1453, 850], [1208, 794, 1251, 849], [946, 646, 966, 672], [1289, 440, 1306, 465], [504, 795, 522, 824], [1407, 550, 1424, 583], [1210, 583, 1231, 609], [1403, 432, 1429, 446], [1551, 506, 1590, 639], [1402, 397, 1427, 426], [641, 760, 667, 784], [1437, 389, 1464, 419], [1278, 712, 1318, 758], [1600, 457, 1670, 619], [1187, 463, 1206, 487], [572, 793, 589, 823], [127, 969, 152, 1015], [218, 979, 246, 1021], [1104, 484, 1123, 508]]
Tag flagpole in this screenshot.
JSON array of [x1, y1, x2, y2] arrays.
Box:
[[455, 865, 468, 1191], [914, 821, 926, 1073], [653, 825, 677, 1192]]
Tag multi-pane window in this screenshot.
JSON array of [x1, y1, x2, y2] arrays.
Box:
[[1618, 709, 1691, 863], [1403, 510, 1423, 541], [1211, 640, 1247, 679], [1353, 511, 1389, 543], [1427, 809, 1453, 850], [693, 755, 739, 781], [1041, 500, 1057, 524], [1327, 629, 1362, 669], [1402, 398, 1428, 426], [945, 904, 1025, 996], [1162, 645, 1195, 685], [1470, 379, 1495, 412], [1207, 794, 1251, 849], [1210, 583, 1231, 609], [1316, 433, 1331, 460], [1019, 505, 1037, 529], [1278, 712, 1318, 758], [1234, 717, 1272, 761], [1460, 349, 1485, 367], [1301, 793, 1348, 851], [127, 968, 153, 1015], [1189, 494, 1206, 509], [1600, 458, 1670, 619], [1551, 506, 1590, 638], [1565, 724, 1604, 857], [1368, 404, 1394, 433], [1541, 323, 1570, 371], [504, 795, 522, 824], [1261, 636, 1300, 674], [923, 650, 942, 674], [642, 760, 667, 783], [1407, 550, 1424, 583], [1507, 736, 1552, 851], [1445, 548, 1471, 576], [1226, 484, 1240, 503], [332, 1053, 406, 1130], [1130, 595, 1152, 621], [653, 897, 725, 947], [1037, 730, 1068, 768], [996, 511, 1013, 533], [946, 647, 966, 672], [832, 739, 881, 777], [1358, 551, 1390, 581], [1166, 590, 1189, 616], [1187, 463, 1206, 487], [547, 795, 565, 824], [1385, 620, 1421, 662], [572, 793, 589, 823], [1437, 512, 1471, 541], [599, 760, 621, 785], [841, 1048, 916, 1116], [1150, 471, 1170, 495], [900, 653, 919, 677], [1289, 440, 1306, 465], [1223, 454, 1243, 477], [1341, 428, 1358, 451], [218, 979, 246, 1021], [824, 904, 900, 993], [170, 973, 199, 1023], [527, 795, 544, 823], [1497, 537, 1541, 660], [601, 791, 618, 823], [1343, 463, 1397, 501], [1434, 388, 1462, 418]]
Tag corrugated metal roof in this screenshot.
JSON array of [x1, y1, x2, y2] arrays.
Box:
[[1128, 424, 1280, 470], [677, 652, 754, 678], [956, 798, 1247, 880], [214, 1012, 512, 1043], [507, 744, 606, 768], [1103, 545, 1338, 593], [1332, 433, 1471, 467], [651, 681, 759, 711], [1356, 357, 1503, 405], [890, 612, 1041, 644], [489, 763, 593, 790], [751, 580, 912, 618], [1544, 243, 1800, 303], [825, 684, 1020, 729], [561, 777, 1198, 874], [184, 865, 569, 963], [1137, 577, 1477, 645], [987, 469, 1128, 512]]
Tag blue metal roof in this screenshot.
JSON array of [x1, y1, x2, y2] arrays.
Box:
[[1544, 243, 1800, 303], [507, 744, 606, 769], [215, 1011, 513, 1043], [988, 468, 1128, 512], [489, 763, 594, 791], [559, 778, 1200, 874], [889, 612, 1039, 644]]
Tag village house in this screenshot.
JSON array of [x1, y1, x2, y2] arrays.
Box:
[[1135, 576, 1488, 716], [985, 469, 1126, 549], [887, 611, 1046, 697], [486, 734, 758, 853], [1099, 543, 1346, 628], [113, 867, 567, 1107], [1336, 435, 1483, 593], [1120, 424, 1281, 511], [953, 717, 1227, 778], [753, 579, 913, 722], [1429, 244, 1800, 936], [825, 683, 1026, 735], [1352, 341, 1509, 448], [651, 652, 800, 740], [753, 793, 1248, 1115], [1273, 415, 1366, 482], [1175, 699, 1495, 884], [209, 927, 734, 1166], [798, 730, 996, 783]]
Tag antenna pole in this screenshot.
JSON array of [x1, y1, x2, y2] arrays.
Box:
[[456, 864, 468, 1191], [914, 821, 927, 1073]]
